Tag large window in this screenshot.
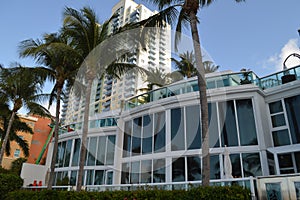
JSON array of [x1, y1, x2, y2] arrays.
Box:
[[171, 108, 185, 151], [209, 103, 220, 148], [186, 105, 201, 150], [142, 115, 153, 154], [237, 99, 258, 145], [132, 117, 142, 156], [154, 112, 166, 153], [219, 101, 238, 147], [285, 95, 300, 144]]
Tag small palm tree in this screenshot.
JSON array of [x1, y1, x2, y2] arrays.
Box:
[[0, 65, 50, 167], [172, 51, 197, 78], [203, 61, 220, 73], [19, 32, 80, 189]]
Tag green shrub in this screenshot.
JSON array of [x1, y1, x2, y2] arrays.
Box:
[[0, 173, 23, 199], [6, 185, 251, 200]]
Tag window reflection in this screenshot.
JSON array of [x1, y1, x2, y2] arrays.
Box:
[[285, 95, 300, 144], [219, 101, 238, 147], [96, 136, 106, 165], [186, 105, 201, 150], [172, 157, 185, 182], [71, 138, 81, 166], [236, 99, 258, 145], [142, 115, 153, 154], [123, 121, 132, 157], [153, 159, 165, 183], [132, 117, 142, 155], [187, 156, 201, 181], [242, 153, 262, 177], [154, 112, 166, 153], [210, 155, 220, 179], [171, 108, 185, 151], [208, 103, 220, 148]]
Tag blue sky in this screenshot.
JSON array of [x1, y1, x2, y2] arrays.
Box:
[[1, 0, 300, 77]]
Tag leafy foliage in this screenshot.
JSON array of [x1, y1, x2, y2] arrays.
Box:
[[6, 186, 251, 200], [0, 173, 23, 199]]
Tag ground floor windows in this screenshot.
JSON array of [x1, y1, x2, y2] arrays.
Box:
[[54, 169, 113, 186], [278, 152, 300, 174]]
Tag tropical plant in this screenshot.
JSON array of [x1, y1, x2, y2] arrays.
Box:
[[171, 51, 197, 78], [138, 0, 245, 186], [203, 60, 220, 73], [10, 158, 27, 175], [62, 7, 145, 191], [0, 65, 50, 167], [19, 32, 80, 189], [0, 103, 33, 159]]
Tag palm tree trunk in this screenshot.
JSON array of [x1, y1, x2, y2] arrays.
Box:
[[47, 86, 62, 190], [77, 77, 93, 191], [189, 11, 210, 186], [0, 111, 16, 167]]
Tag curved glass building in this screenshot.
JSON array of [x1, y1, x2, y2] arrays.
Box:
[[49, 66, 300, 189]]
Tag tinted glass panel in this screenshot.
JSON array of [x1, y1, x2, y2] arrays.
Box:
[[219, 101, 238, 147], [269, 101, 283, 114], [154, 112, 166, 153], [70, 171, 77, 186], [242, 153, 262, 177], [106, 136, 115, 165], [87, 137, 97, 166], [172, 157, 185, 182], [123, 121, 132, 157], [131, 161, 140, 184], [230, 154, 242, 178], [94, 170, 104, 185], [210, 155, 220, 179], [86, 170, 94, 185], [236, 99, 258, 145], [209, 103, 220, 148], [186, 105, 201, 150], [267, 152, 276, 175], [72, 138, 81, 166], [153, 159, 165, 183], [278, 153, 294, 174], [171, 108, 185, 151], [285, 95, 300, 144], [271, 114, 286, 127], [132, 117, 142, 155], [121, 163, 130, 184], [187, 156, 201, 181], [63, 140, 72, 167], [96, 137, 106, 165], [142, 115, 153, 154], [272, 129, 290, 146], [141, 160, 152, 183]]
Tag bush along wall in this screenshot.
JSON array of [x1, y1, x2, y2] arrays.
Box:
[[0, 174, 23, 199], [5, 185, 251, 200]]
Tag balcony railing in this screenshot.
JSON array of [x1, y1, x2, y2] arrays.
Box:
[[125, 65, 300, 110]]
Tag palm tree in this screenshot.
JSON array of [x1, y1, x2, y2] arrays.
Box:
[[139, 0, 245, 186], [19, 33, 80, 189], [62, 7, 145, 191], [203, 61, 220, 73], [0, 103, 34, 159], [0, 65, 50, 167], [171, 51, 197, 78]]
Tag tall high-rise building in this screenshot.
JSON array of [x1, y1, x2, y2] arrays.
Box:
[[61, 0, 171, 125]]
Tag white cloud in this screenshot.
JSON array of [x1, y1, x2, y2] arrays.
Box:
[[266, 39, 300, 71]]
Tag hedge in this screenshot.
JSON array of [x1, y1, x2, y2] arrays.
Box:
[[0, 173, 23, 199], [5, 185, 251, 200]]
